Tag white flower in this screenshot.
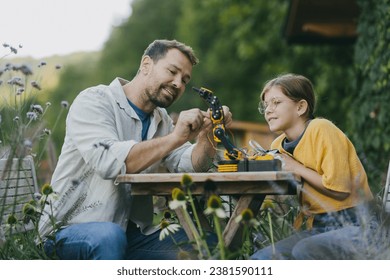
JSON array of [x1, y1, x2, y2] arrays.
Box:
[[169, 199, 187, 210], [235, 208, 260, 227], [204, 207, 227, 219], [26, 111, 38, 120], [168, 187, 187, 210], [159, 221, 181, 241], [204, 195, 227, 219]]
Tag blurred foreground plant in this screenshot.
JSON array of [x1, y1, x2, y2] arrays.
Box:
[[0, 43, 67, 161], [161, 174, 279, 259], [0, 43, 67, 259]]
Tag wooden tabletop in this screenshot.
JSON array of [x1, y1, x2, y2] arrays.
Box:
[[115, 171, 301, 195]]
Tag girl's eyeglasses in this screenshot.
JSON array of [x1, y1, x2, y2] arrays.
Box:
[[258, 98, 282, 114]]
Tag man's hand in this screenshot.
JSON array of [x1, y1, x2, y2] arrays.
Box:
[[173, 108, 208, 143]]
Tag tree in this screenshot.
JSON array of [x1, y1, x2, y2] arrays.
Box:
[[349, 0, 390, 192], [96, 0, 183, 84]]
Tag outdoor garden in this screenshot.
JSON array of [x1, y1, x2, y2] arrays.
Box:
[[1, 0, 389, 260]]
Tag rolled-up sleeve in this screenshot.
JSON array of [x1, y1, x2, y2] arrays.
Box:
[[164, 143, 195, 173]]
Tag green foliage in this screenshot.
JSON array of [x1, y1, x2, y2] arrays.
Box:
[[174, 0, 355, 129], [53, 0, 355, 128], [349, 0, 390, 192], [46, 0, 381, 192], [97, 0, 183, 84]]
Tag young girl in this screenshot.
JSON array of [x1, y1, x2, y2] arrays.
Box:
[[251, 73, 374, 259]]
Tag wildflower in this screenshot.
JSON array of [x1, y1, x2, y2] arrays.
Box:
[[7, 76, 23, 86], [169, 187, 187, 210], [13, 116, 20, 122], [38, 61, 47, 67], [19, 64, 33, 75], [41, 183, 54, 195], [22, 202, 36, 217], [159, 220, 181, 241], [43, 128, 52, 135], [181, 173, 194, 191], [204, 195, 227, 218], [61, 100, 69, 108], [10, 46, 17, 54], [203, 179, 217, 198], [40, 183, 58, 201], [33, 192, 42, 201], [31, 81, 41, 90], [261, 199, 275, 211], [16, 87, 24, 95], [6, 214, 18, 225], [235, 208, 260, 227], [26, 111, 38, 120], [31, 104, 44, 114], [163, 210, 173, 220], [4, 63, 12, 71], [23, 139, 33, 149], [45, 102, 52, 107]]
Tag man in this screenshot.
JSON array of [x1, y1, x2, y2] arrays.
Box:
[[38, 39, 232, 259]]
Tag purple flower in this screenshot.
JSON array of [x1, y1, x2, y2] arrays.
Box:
[[31, 81, 41, 90]]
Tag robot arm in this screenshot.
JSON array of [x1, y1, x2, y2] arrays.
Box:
[[192, 87, 241, 160]]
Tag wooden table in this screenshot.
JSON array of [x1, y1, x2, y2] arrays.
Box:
[[115, 171, 301, 249]]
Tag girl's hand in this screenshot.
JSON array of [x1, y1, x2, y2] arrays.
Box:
[[278, 153, 302, 172]]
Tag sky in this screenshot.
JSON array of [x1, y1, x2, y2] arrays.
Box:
[[1, 0, 132, 59]]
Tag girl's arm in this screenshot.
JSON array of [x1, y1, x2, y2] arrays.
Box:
[[280, 153, 349, 200]]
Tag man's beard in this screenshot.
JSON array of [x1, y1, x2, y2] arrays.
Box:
[[147, 86, 177, 108]]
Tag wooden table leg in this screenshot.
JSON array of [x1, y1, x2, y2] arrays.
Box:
[[174, 207, 196, 242], [223, 194, 265, 250]]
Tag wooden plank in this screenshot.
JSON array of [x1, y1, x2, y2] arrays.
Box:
[[116, 172, 300, 196], [116, 171, 299, 183], [223, 194, 265, 250], [127, 181, 295, 195]]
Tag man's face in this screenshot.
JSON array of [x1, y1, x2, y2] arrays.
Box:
[[144, 48, 193, 108]]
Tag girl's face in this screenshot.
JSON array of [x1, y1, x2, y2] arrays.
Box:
[[262, 86, 301, 133]]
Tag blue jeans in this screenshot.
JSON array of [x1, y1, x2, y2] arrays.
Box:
[[43, 221, 196, 260], [251, 206, 379, 260]]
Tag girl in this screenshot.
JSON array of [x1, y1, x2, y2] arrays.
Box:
[[251, 73, 374, 259]]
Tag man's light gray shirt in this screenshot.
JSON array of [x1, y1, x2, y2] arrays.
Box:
[[38, 78, 195, 238]]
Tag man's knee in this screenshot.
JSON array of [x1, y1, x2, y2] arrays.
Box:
[[47, 222, 128, 259]]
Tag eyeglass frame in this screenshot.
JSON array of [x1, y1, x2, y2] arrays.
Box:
[[258, 97, 283, 114]]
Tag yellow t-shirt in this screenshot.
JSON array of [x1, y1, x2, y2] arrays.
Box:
[[271, 118, 373, 215]]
